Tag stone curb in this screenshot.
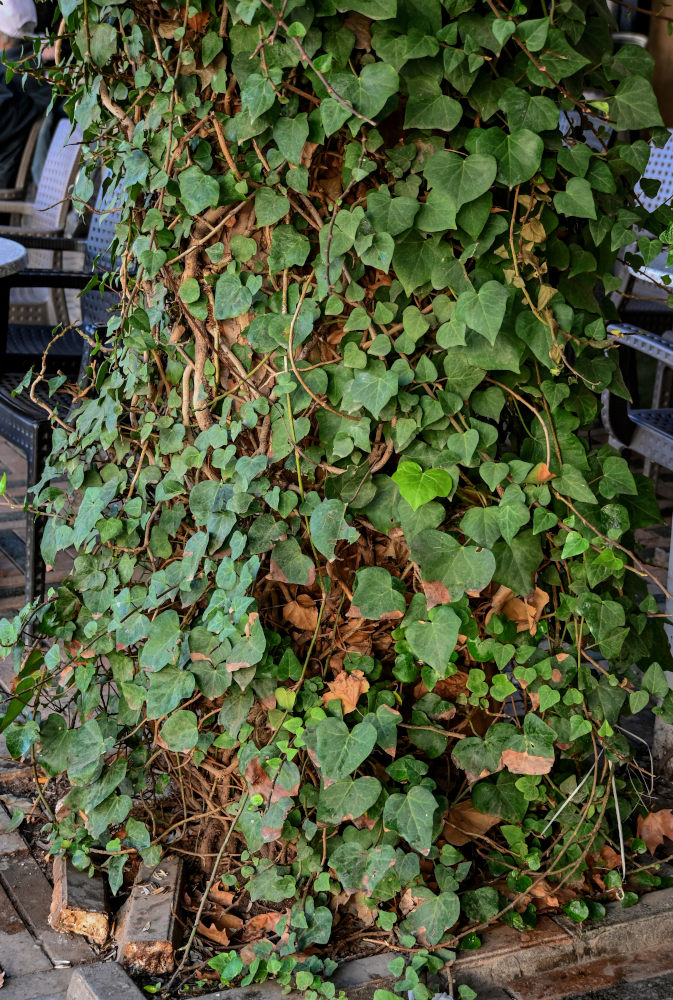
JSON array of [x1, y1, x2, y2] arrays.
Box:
[[67, 963, 145, 1000]]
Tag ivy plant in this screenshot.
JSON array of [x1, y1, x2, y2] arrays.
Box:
[[2, 0, 673, 993]]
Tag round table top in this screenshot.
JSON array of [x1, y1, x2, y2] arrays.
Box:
[[0, 237, 27, 279]]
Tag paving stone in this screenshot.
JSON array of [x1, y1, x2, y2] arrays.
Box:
[[508, 944, 673, 1000], [50, 857, 109, 945], [0, 880, 52, 976], [114, 855, 183, 975], [1, 849, 95, 966], [454, 916, 576, 992], [551, 886, 673, 961], [0, 804, 30, 857], [67, 962, 144, 1000], [0, 967, 72, 1000], [193, 989, 292, 1000]]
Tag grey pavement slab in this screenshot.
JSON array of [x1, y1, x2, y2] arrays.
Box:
[[0, 880, 52, 976], [0, 847, 95, 966], [67, 963, 145, 1000], [507, 943, 673, 1000], [0, 967, 72, 1000], [554, 885, 673, 958]]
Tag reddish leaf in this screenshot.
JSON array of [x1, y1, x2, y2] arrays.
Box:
[[443, 802, 499, 847], [637, 809, 673, 855], [500, 748, 554, 775], [322, 669, 370, 714]]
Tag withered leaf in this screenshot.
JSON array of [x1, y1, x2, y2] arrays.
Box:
[[283, 595, 319, 631], [500, 748, 554, 775], [637, 808, 673, 855], [443, 802, 499, 847], [197, 917, 230, 946], [322, 669, 370, 714], [240, 910, 290, 942]]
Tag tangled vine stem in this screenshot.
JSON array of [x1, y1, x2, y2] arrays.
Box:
[[1, 1, 672, 995]]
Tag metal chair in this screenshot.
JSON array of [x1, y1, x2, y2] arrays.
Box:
[[0, 119, 83, 328], [0, 184, 121, 604]]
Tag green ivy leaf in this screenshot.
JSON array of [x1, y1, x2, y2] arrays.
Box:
[[470, 128, 543, 187], [316, 777, 382, 824], [315, 718, 378, 780], [273, 114, 309, 165], [347, 367, 399, 418], [610, 76, 663, 131], [309, 499, 359, 560], [553, 177, 597, 220], [241, 73, 277, 120], [392, 461, 453, 511], [255, 188, 291, 226], [268, 225, 310, 272], [179, 165, 220, 216], [599, 456, 637, 499], [410, 530, 496, 602], [343, 0, 397, 17], [351, 567, 406, 619], [404, 93, 462, 132], [406, 606, 461, 672], [383, 785, 439, 855], [214, 273, 253, 320], [403, 891, 460, 944], [269, 538, 315, 585], [160, 710, 199, 751], [89, 22, 117, 66], [454, 280, 509, 345]]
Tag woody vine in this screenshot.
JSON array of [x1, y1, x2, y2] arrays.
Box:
[[2, 0, 673, 996]]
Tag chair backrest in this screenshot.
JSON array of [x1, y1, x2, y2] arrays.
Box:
[[81, 181, 123, 332], [636, 130, 673, 214], [11, 117, 43, 197], [31, 119, 83, 232]]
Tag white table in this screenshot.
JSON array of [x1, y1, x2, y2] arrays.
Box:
[[0, 236, 27, 356], [0, 236, 27, 279]]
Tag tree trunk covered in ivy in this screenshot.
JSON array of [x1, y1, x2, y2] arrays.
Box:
[[2, 0, 673, 993]]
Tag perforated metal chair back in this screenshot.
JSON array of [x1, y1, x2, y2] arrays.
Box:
[[10, 120, 84, 326], [31, 120, 83, 231], [81, 180, 122, 334], [635, 129, 673, 213]]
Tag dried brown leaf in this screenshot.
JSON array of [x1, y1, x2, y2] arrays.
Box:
[[637, 809, 673, 855], [500, 748, 554, 775], [244, 758, 299, 805], [208, 885, 235, 907], [322, 669, 370, 714], [283, 595, 319, 631], [197, 917, 230, 946], [421, 579, 451, 609], [443, 802, 499, 847], [240, 910, 290, 942]]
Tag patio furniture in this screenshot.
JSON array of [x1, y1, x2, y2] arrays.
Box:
[[0, 117, 43, 203], [0, 118, 83, 328], [0, 186, 120, 605]]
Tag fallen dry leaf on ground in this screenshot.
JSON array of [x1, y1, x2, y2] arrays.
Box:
[[197, 917, 230, 946], [283, 595, 319, 631], [443, 802, 499, 846], [240, 910, 290, 942], [322, 669, 369, 714], [637, 808, 673, 855]]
